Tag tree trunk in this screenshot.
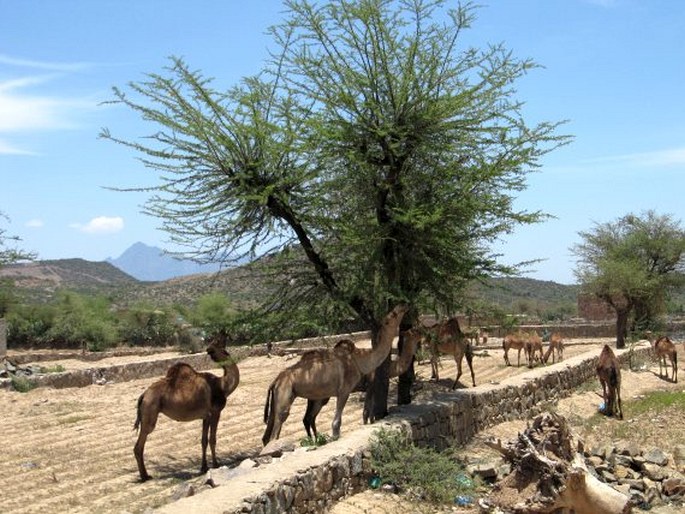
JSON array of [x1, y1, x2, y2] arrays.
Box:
[[369, 357, 390, 421], [615, 308, 629, 349], [397, 330, 415, 405]]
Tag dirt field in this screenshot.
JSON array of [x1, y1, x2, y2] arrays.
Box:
[[0, 338, 653, 513]]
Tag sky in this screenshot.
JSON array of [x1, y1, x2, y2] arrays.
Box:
[[1, 0, 684, 285]]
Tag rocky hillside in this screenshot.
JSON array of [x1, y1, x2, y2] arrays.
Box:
[[0, 257, 579, 314]]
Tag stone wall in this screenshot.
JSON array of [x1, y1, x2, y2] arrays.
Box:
[[158, 343, 654, 514]]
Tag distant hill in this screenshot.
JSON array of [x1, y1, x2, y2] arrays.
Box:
[[1, 255, 580, 316], [107, 242, 223, 281], [0, 259, 138, 303]]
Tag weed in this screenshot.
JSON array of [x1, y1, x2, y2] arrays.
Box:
[[39, 364, 66, 374], [299, 433, 329, 447], [369, 427, 478, 505], [10, 375, 35, 393]]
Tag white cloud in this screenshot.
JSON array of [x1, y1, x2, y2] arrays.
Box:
[[0, 54, 92, 72], [25, 219, 44, 228], [0, 56, 101, 155], [0, 139, 35, 155], [584, 147, 685, 168], [71, 216, 124, 234]]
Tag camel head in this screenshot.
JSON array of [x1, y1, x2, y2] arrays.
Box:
[[206, 333, 231, 364]]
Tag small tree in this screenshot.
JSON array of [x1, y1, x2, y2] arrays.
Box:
[[572, 211, 685, 348]]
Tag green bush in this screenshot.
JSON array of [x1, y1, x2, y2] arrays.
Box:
[[369, 428, 477, 505], [118, 305, 177, 347]]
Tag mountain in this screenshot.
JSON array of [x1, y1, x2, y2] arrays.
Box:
[[107, 242, 222, 281]]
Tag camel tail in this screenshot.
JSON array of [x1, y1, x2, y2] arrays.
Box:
[[133, 393, 144, 432], [263, 383, 274, 424]]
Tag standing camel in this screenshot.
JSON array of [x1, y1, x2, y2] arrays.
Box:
[[525, 331, 544, 367], [133, 336, 240, 482], [596, 344, 623, 419], [425, 317, 475, 388], [302, 327, 422, 439], [262, 304, 408, 445], [503, 332, 528, 367], [652, 335, 678, 383], [542, 332, 564, 364]]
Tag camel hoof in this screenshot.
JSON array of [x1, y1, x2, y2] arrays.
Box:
[[139, 474, 151, 482]]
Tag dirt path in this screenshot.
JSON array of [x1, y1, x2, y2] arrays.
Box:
[[1, 339, 612, 513]]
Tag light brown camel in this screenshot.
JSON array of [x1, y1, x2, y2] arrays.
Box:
[[302, 327, 422, 439], [652, 335, 678, 383], [542, 332, 564, 364], [502, 332, 528, 367], [262, 304, 408, 445], [596, 344, 623, 419], [525, 331, 544, 367], [425, 317, 475, 388], [133, 336, 240, 482]]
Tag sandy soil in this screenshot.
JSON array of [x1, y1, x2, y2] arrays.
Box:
[[0, 338, 625, 513]]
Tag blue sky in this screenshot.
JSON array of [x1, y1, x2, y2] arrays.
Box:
[[1, 0, 684, 285]]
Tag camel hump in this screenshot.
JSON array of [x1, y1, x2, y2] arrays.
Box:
[[165, 363, 197, 386], [334, 339, 357, 353]]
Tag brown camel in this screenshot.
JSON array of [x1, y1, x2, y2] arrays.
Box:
[[425, 317, 475, 388], [302, 327, 423, 439], [262, 304, 408, 445], [502, 332, 528, 367], [652, 335, 678, 383], [525, 331, 543, 367], [596, 344, 623, 419], [542, 332, 564, 364], [133, 336, 240, 482]]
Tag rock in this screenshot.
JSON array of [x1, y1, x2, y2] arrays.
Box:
[[642, 463, 667, 481], [673, 445, 685, 472], [170, 483, 195, 501], [260, 439, 296, 457], [662, 476, 685, 497], [644, 448, 669, 466], [616, 440, 641, 457], [466, 459, 499, 481]]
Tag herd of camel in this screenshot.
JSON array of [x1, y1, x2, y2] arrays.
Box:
[[131, 304, 680, 482]]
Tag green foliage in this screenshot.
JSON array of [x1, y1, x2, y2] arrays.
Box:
[[573, 210, 685, 346], [299, 433, 329, 447], [369, 428, 476, 504], [118, 304, 177, 347], [45, 291, 119, 351], [0, 212, 36, 267], [39, 364, 66, 374], [10, 375, 35, 393]]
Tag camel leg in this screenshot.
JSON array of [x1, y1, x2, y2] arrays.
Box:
[[133, 397, 158, 482], [208, 412, 220, 469], [503, 349, 510, 366], [331, 393, 350, 440], [466, 350, 476, 387], [453, 353, 463, 389], [517, 348, 522, 367], [200, 418, 210, 473], [303, 398, 328, 439]]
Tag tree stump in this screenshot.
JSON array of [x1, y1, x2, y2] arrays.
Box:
[[483, 412, 632, 514]]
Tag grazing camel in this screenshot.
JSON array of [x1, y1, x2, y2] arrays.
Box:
[[133, 336, 240, 482], [425, 317, 475, 388], [542, 332, 564, 364], [652, 335, 678, 383], [525, 331, 544, 367], [502, 332, 528, 367], [262, 304, 408, 445], [302, 327, 422, 439], [596, 344, 623, 419]]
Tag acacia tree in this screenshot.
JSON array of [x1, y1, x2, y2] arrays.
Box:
[[101, 0, 568, 419], [572, 210, 685, 348]]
